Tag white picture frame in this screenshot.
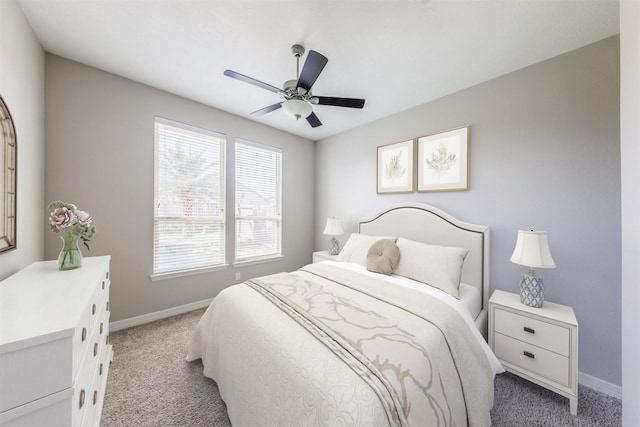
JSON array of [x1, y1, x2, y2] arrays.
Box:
[[376, 139, 414, 194], [417, 125, 469, 192]]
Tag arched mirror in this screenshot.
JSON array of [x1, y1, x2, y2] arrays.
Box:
[[0, 95, 17, 253]]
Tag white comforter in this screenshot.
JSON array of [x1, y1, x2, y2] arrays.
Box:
[[187, 262, 502, 426]]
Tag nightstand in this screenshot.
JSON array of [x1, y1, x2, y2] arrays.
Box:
[[489, 290, 578, 416], [312, 250, 338, 263]]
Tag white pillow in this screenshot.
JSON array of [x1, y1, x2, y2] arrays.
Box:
[[337, 233, 397, 267], [394, 237, 469, 298]]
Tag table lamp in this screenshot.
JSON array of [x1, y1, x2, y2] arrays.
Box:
[[323, 217, 344, 255], [510, 230, 556, 308]]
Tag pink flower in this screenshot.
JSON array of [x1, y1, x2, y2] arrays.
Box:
[[49, 207, 77, 230], [76, 210, 92, 225]]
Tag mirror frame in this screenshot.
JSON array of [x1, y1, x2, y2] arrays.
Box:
[[0, 95, 17, 253]]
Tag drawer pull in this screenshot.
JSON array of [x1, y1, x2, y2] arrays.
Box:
[[523, 351, 535, 359], [94, 343, 99, 357], [81, 327, 87, 342], [93, 390, 98, 405], [92, 304, 96, 315], [99, 363, 103, 375], [79, 389, 85, 409], [106, 271, 109, 280], [102, 281, 105, 290], [524, 326, 535, 334], [100, 322, 104, 334], [106, 301, 110, 312]]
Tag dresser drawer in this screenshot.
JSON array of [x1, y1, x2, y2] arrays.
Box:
[[72, 339, 98, 426], [0, 388, 73, 427], [494, 307, 569, 356], [0, 336, 72, 413], [71, 278, 110, 426], [86, 276, 110, 344], [494, 332, 569, 386], [72, 276, 110, 378], [71, 297, 95, 382], [81, 337, 112, 427]]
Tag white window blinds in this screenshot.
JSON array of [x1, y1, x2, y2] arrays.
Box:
[[235, 140, 282, 263], [153, 118, 225, 275]]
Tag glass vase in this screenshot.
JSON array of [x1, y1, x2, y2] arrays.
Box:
[[58, 232, 83, 270]]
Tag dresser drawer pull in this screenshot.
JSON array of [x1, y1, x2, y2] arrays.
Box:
[[523, 351, 535, 359], [100, 322, 104, 334], [92, 304, 96, 315], [94, 343, 99, 357], [79, 389, 85, 409], [93, 390, 98, 405], [106, 271, 109, 280], [106, 301, 110, 312], [524, 327, 535, 334], [82, 327, 87, 342], [100, 363, 103, 375], [102, 281, 105, 290]]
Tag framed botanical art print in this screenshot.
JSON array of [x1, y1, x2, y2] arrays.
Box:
[[417, 125, 469, 192], [377, 139, 414, 194]]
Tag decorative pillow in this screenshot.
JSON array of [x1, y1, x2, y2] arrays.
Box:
[[394, 238, 469, 298], [366, 239, 401, 275], [337, 233, 397, 267]]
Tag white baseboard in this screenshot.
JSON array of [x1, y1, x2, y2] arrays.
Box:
[[110, 300, 623, 402], [109, 298, 213, 332], [579, 371, 622, 399]]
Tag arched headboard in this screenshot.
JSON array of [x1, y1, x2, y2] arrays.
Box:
[[358, 202, 490, 336]]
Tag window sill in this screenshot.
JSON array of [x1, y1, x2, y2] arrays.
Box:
[[150, 264, 228, 282], [233, 255, 284, 268]]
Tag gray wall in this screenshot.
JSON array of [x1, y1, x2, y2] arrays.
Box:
[[44, 55, 315, 322], [0, 0, 45, 280], [620, 1, 640, 424], [315, 37, 621, 386]]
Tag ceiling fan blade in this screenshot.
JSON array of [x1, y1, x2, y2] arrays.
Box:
[[297, 50, 328, 92], [251, 102, 283, 116], [314, 96, 365, 109], [306, 112, 322, 128], [224, 70, 282, 94]]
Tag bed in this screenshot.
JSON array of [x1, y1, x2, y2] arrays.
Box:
[[187, 203, 503, 426]]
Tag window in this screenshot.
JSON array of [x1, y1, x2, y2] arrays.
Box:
[[153, 118, 225, 277], [235, 139, 282, 263]]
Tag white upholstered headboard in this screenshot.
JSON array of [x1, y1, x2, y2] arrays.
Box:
[[358, 202, 490, 336]]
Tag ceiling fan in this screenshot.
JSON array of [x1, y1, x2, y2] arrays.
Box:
[[224, 44, 365, 128]]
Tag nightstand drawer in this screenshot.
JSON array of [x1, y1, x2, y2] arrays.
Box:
[[494, 333, 569, 386], [494, 308, 569, 356]]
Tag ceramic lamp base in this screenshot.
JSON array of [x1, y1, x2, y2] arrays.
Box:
[[328, 237, 340, 255], [520, 272, 544, 308]]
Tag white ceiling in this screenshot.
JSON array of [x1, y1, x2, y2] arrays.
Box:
[[17, 0, 619, 141]]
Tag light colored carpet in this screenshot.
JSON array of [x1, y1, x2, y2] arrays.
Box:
[[102, 308, 621, 427], [102, 309, 230, 427]]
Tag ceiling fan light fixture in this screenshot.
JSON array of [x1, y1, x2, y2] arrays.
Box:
[[282, 99, 312, 120]]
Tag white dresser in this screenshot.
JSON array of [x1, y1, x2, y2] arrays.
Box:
[[0, 256, 113, 426], [489, 289, 578, 416]]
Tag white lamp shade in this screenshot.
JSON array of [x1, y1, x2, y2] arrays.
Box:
[[323, 217, 344, 236], [510, 230, 556, 269], [282, 99, 312, 120]]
